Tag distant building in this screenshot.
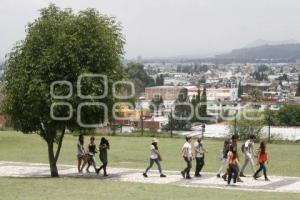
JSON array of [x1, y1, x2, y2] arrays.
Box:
[[144, 85, 238, 102], [242, 82, 272, 93]]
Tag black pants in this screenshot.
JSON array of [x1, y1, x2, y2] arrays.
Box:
[[254, 162, 267, 179], [183, 157, 192, 177], [99, 156, 108, 175], [145, 158, 162, 174], [228, 164, 238, 184], [195, 157, 205, 176]]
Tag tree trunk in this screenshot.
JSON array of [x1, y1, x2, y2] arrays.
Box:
[[47, 141, 59, 177]]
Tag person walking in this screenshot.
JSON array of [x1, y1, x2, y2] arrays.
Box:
[[219, 135, 243, 182], [194, 136, 208, 177], [143, 138, 166, 178], [254, 141, 270, 181], [77, 134, 87, 175], [96, 137, 110, 176], [86, 136, 98, 173], [181, 136, 193, 179], [216, 139, 230, 178], [240, 135, 257, 177], [227, 145, 239, 185]]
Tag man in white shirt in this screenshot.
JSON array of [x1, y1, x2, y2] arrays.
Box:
[[181, 136, 193, 179], [240, 134, 257, 177]]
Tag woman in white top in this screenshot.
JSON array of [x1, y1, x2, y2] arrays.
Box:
[[143, 138, 166, 178], [77, 134, 87, 174], [181, 136, 193, 179]]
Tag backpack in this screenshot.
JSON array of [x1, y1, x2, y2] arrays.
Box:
[[241, 143, 245, 153]]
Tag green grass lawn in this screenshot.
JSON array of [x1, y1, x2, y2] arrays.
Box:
[[0, 130, 299, 176], [1, 177, 300, 200], [1, 130, 300, 200]]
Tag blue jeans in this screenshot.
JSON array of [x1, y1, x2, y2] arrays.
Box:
[[228, 164, 238, 184], [254, 161, 267, 179], [145, 158, 162, 174]]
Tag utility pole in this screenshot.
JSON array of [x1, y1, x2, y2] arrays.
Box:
[[234, 111, 237, 137], [268, 114, 271, 143], [170, 108, 173, 138], [140, 109, 144, 136], [202, 124, 205, 138]]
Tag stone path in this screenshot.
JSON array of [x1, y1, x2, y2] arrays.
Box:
[[1, 161, 300, 193]]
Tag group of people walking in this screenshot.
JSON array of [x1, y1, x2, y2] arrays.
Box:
[[77, 135, 110, 176], [142, 134, 269, 185], [216, 134, 270, 184], [76, 133, 270, 185]]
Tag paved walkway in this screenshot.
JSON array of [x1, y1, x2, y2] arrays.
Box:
[[1, 161, 300, 193]]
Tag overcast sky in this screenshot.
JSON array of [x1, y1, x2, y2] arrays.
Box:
[[1, 0, 300, 60]]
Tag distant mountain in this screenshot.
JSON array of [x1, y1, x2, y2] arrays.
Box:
[[245, 39, 298, 48], [215, 43, 300, 62]]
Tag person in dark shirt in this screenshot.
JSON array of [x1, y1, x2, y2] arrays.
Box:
[[216, 139, 230, 178], [96, 137, 110, 176], [86, 136, 98, 173]]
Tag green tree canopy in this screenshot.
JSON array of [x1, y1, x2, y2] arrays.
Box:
[[1, 4, 125, 177], [199, 87, 207, 118], [125, 62, 155, 96], [249, 89, 263, 102], [173, 88, 192, 130], [230, 109, 264, 140]]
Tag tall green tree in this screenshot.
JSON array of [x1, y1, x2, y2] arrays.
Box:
[[155, 74, 164, 86], [296, 74, 300, 96], [238, 81, 243, 98], [1, 4, 125, 177], [173, 88, 192, 130], [199, 87, 207, 118]]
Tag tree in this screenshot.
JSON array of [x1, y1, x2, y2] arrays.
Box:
[[173, 88, 192, 130], [238, 81, 243, 98], [277, 104, 300, 126], [125, 63, 155, 95], [249, 89, 263, 102], [296, 74, 300, 96], [199, 87, 207, 118], [230, 110, 264, 140], [1, 4, 125, 177], [155, 74, 164, 86]]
